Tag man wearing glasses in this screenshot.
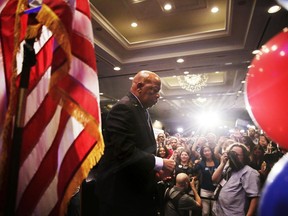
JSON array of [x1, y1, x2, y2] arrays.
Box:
[[212, 143, 260, 216]]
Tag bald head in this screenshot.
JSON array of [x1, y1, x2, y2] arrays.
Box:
[[131, 70, 161, 89], [130, 70, 161, 109], [176, 173, 190, 188]]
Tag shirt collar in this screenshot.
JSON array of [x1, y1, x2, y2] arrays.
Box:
[[130, 91, 145, 109]]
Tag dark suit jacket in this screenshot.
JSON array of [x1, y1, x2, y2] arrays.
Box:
[[96, 92, 158, 216]]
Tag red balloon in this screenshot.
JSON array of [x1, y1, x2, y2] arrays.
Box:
[[245, 28, 288, 149]]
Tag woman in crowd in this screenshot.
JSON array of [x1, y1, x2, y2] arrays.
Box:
[[249, 144, 269, 188], [258, 134, 270, 153], [191, 136, 208, 162], [156, 145, 171, 159], [241, 135, 256, 152], [174, 149, 197, 181], [249, 145, 265, 170], [259, 134, 282, 170], [195, 145, 219, 216]]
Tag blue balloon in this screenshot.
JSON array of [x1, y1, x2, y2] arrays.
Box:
[[259, 153, 288, 216]]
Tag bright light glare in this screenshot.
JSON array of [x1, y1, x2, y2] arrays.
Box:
[[131, 22, 138, 27], [164, 3, 172, 11], [177, 127, 183, 133], [211, 7, 219, 13], [196, 111, 221, 127]]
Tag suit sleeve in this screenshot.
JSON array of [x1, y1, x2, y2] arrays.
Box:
[[104, 103, 155, 172]]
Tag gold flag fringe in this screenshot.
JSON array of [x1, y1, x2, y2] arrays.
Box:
[[35, 4, 72, 67], [49, 87, 103, 141]]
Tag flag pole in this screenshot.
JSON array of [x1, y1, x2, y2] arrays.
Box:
[[5, 37, 36, 215]]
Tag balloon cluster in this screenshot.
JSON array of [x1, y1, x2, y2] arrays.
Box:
[[245, 1, 288, 213]]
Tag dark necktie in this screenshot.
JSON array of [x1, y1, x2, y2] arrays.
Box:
[[145, 109, 152, 131]]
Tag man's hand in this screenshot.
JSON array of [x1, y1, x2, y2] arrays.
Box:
[[163, 158, 175, 171]]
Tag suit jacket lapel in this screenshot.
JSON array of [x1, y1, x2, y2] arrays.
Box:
[[127, 92, 155, 141]]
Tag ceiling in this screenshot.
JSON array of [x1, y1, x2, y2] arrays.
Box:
[[90, 0, 288, 135]]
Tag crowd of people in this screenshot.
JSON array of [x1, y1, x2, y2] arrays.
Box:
[[154, 127, 287, 216]]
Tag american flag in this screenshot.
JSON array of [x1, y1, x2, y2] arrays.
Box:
[[0, 0, 104, 215]]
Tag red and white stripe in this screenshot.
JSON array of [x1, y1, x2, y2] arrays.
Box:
[[0, 39, 7, 149]]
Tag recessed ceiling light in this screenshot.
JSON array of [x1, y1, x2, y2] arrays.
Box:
[[241, 80, 246, 84], [215, 71, 219, 74], [224, 62, 232, 65], [132, 0, 145, 3], [177, 58, 184, 63], [164, 3, 172, 11], [99, 92, 104, 95], [183, 71, 189, 75], [114, 66, 121, 71], [268, 5, 281, 13], [211, 7, 219, 13], [129, 77, 134, 80], [131, 22, 138, 27]]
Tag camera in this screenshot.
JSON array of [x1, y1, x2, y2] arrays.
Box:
[[189, 175, 197, 182], [227, 151, 244, 171], [227, 151, 238, 161]]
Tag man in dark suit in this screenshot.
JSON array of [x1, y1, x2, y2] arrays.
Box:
[[96, 70, 175, 216]]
